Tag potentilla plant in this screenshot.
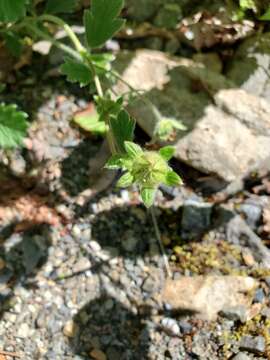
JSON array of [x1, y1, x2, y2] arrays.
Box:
[[0, 0, 182, 207]]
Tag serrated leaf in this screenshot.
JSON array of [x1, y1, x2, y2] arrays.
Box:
[[117, 172, 133, 187], [165, 171, 182, 186], [105, 154, 123, 169], [0, 0, 27, 22], [159, 146, 175, 161], [45, 0, 77, 14], [260, 8, 270, 20], [3, 32, 23, 57], [61, 58, 93, 87], [124, 141, 143, 158], [109, 110, 135, 153], [0, 104, 28, 148], [141, 188, 156, 208], [84, 0, 125, 48], [74, 113, 107, 135]]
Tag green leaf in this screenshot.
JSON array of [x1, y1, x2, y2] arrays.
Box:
[[141, 188, 156, 208], [74, 112, 107, 135], [239, 0, 256, 10], [84, 0, 125, 48], [165, 171, 182, 186], [109, 110, 135, 153], [105, 154, 123, 169], [0, 0, 27, 22], [260, 8, 270, 20], [124, 141, 143, 158], [60, 58, 93, 87], [0, 104, 28, 148], [159, 146, 175, 161], [3, 32, 23, 57], [45, 0, 77, 14], [117, 172, 134, 187]]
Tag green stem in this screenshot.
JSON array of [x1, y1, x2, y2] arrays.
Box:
[[39, 14, 85, 53], [26, 23, 82, 61]]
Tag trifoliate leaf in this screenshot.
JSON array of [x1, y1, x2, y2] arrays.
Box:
[[90, 53, 115, 75], [109, 110, 135, 153], [3, 32, 23, 57], [73, 112, 107, 135], [61, 58, 93, 87], [124, 141, 143, 159], [84, 0, 125, 48], [45, 0, 77, 14], [159, 146, 175, 161], [117, 172, 134, 187], [105, 154, 123, 169], [260, 8, 270, 20], [0, 0, 27, 22], [165, 171, 182, 186], [0, 104, 28, 148], [141, 188, 156, 208]]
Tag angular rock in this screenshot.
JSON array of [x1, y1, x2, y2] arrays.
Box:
[[227, 33, 270, 101], [181, 200, 212, 238], [226, 215, 270, 268], [239, 335, 265, 355], [161, 276, 257, 321], [219, 305, 248, 323], [113, 50, 270, 182]]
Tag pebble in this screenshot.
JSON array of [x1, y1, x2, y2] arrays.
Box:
[[90, 348, 107, 360], [63, 320, 77, 338], [17, 323, 30, 338], [232, 353, 252, 360], [253, 288, 265, 303], [161, 318, 180, 336], [89, 240, 102, 252], [219, 306, 248, 323], [239, 335, 265, 354], [179, 320, 192, 334]]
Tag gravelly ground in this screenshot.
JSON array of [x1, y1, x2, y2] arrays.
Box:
[[0, 62, 270, 360]]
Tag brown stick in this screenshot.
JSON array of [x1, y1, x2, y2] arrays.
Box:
[[0, 351, 21, 358]]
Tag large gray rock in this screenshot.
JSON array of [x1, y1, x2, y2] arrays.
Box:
[[227, 33, 270, 101], [113, 50, 270, 182]]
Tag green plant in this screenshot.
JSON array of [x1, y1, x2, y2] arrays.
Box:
[[0, 0, 182, 207]]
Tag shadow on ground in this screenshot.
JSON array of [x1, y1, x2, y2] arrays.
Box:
[[70, 294, 151, 360]]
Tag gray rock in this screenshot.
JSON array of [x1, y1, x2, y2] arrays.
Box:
[[219, 305, 248, 323], [239, 335, 265, 355], [226, 215, 270, 268], [232, 353, 252, 360], [125, 0, 162, 21], [154, 3, 182, 29], [227, 33, 270, 101], [239, 202, 262, 229], [181, 200, 212, 237], [113, 50, 270, 182], [253, 288, 265, 303]]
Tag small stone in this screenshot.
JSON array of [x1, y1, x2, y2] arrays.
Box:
[[239, 335, 265, 354], [73, 257, 91, 273], [261, 307, 270, 318], [242, 249, 256, 267], [17, 323, 30, 338], [72, 225, 81, 238], [179, 320, 192, 334], [181, 200, 212, 238], [232, 353, 251, 360], [63, 320, 77, 338], [161, 318, 180, 336], [253, 288, 265, 303], [104, 299, 114, 310], [219, 305, 248, 323], [90, 348, 107, 360], [89, 240, 101, 252]]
